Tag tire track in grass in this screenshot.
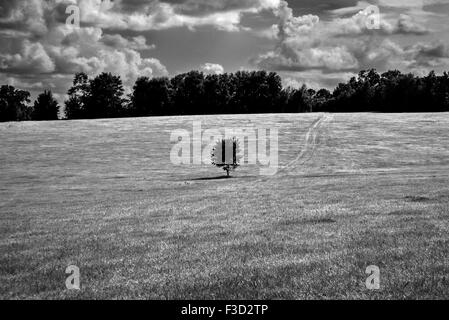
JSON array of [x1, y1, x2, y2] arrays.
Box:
[[278, 113, 333, 175], [246, 113, 333, 186]]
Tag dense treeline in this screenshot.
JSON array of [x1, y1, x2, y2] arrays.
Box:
[[65, 70, 284, 118], [1, 69, 449, 122], [324, 70, 449, 113], [64, 69, 449, 119], [0, 85, 32, 121], [0, 86, 59, 122]]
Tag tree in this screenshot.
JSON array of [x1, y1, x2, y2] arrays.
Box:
[[171, 71, 205, 115], [313, 88, 332, 112], [87, 73, 125, 118], [0, 85, 31, 122], [265, 72, 283, 112], [281, 85, 313, 113], [131, 77, 172, 116], [211, 138, 242, 177], [65, 72, 126, 119], [204, 74, 232, 114], [32, 90, 60, 120], [65, 73, 90, 119]]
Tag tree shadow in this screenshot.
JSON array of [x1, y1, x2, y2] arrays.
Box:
[[189, 175, 258, 181], [191, 176, 234, 181]]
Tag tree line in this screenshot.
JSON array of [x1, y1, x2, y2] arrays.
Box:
[[1, 69, 449, 122], [0, 86, 59, 122]]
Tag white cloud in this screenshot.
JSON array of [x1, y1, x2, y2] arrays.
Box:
[[200, 63, 225, 75], [101, 34, 156, 50], [48, 26, 169, 82], [0, 1, 169, 99], [252, 0, 436, 82], [74, 0, 281, 32]]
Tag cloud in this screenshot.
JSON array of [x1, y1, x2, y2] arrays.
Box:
[[251, 1, 359, 72], [251, 45, 359, 72], [72, 0, 282, 32], [409, 42, 449, 59], [254, 24, 280, 39], [200, 63, 224, 74], [275, 1, 320, 37], [251, 0, 439, 89], [4, 0, 275, 36], [0, 0, 169, 102], [0, 40, 55, 74], [395, 14, 429, 35], [0, 0, 448, 101], [327, 11, 429, 36], [160, 0, 280, 16], [0, 0, 48, 35], [100, 34, 156, 50], [45, 26, 169, 82], [377, 0, 443, 9], [329, 1, 374, 16]]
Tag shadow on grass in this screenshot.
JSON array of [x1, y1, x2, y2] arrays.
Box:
[[190, 175, 259, 181], [191, 176, 235, 181], [404, 195, 431, 203]]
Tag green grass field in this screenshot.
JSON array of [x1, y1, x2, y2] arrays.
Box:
[[1, 113, 448, 299]]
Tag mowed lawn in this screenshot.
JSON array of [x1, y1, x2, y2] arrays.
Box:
[[0, 113, 448, 299]]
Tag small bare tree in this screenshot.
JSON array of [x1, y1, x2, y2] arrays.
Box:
[[211, 137, 241, 177]]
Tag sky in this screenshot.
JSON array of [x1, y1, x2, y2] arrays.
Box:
[[1, 0, 449, 103]]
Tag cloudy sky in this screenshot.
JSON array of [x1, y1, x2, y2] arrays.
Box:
[[1, 0, 449, 103]]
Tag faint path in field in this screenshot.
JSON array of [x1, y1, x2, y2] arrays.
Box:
[[243, 113, 333, 186], [277, 113, 334, 175]]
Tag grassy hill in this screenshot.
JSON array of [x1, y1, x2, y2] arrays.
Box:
[[1, 113, 448, 299]]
